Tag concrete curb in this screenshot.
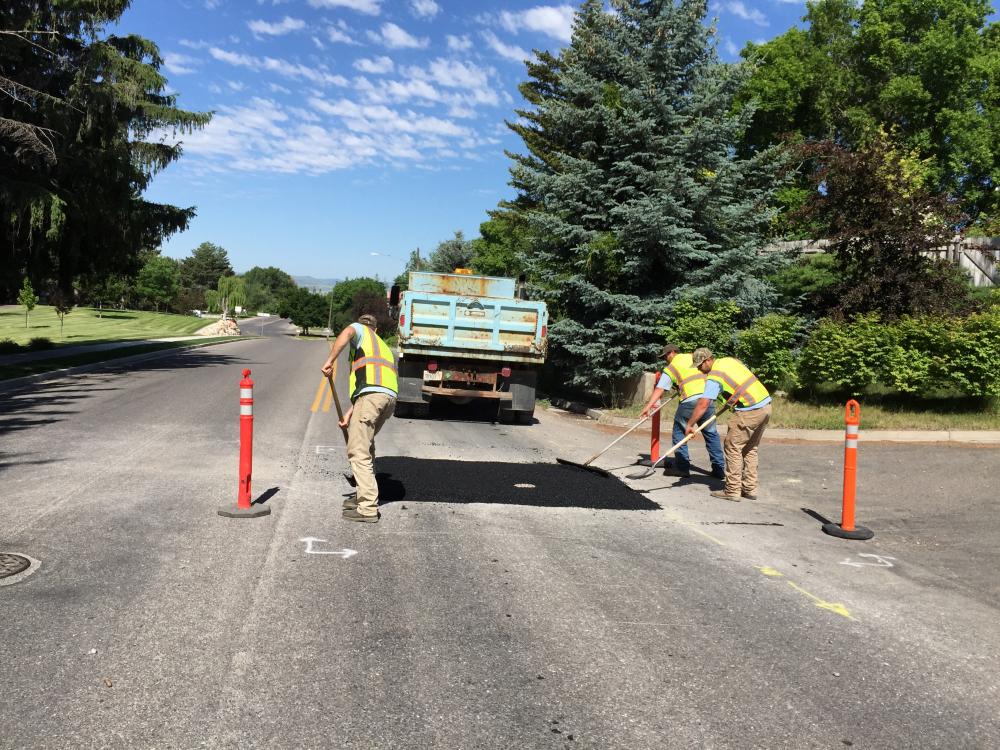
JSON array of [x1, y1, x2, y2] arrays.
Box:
[[547, 398, 1000, 445], [0, 338, 245, 395]]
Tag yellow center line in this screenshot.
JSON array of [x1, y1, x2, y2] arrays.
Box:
[[309, 378, 326, 412], [754, 566, 854, 620], [322, 384, 333, 412]]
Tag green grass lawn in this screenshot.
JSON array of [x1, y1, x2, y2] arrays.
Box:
[[0, 305, 209, 347], [602, 394, 1000, 431]]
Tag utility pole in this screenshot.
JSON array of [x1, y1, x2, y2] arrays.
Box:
[[326, 292, 334, 342]]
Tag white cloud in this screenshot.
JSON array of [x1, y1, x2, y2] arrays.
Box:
[[724, 1, 768, 26], [247, 16, 305, 36], [482, 31, 528, 62], [209, 46, 348, 86], [367, 22, 428, 49], [268, 82, 292, 94], [312, 36, 325, 49], [228, 80, 247, 91], [499, 5, 575, 42], [164, 52, 198, 75], [723, 36, 739, 57], [446, 34, 472, 52], [410, 0, 440, 18], [179, 39, 210, 50], [326, 20, 358, 45], [307, 0, 381, 14], [354, 55, 395, 74]]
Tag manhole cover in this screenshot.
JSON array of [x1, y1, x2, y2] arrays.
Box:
[[0, 553, 30, 579]]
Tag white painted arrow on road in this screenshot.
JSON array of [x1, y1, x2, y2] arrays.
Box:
[[299, 537, 358, 558]]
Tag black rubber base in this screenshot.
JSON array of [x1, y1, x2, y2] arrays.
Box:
[[822, 522, 874, 540], [343, 472, 357, 487], [217, 504, 272, 519]]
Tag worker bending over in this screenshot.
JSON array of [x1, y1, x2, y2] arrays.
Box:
[[321, 313, 398, 523], [640, 343, 725, 478], [686, 347, 771, 502]]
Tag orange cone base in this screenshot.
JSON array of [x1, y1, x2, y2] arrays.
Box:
[[822, 522, 874, 540], [218, 504, 272, 519]]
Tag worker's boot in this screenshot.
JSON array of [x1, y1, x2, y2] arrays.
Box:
[[343, 492, 358, 511], [709, 490, 740, 502], [343, 508, 379, 523], [662, 467, 690, 478]]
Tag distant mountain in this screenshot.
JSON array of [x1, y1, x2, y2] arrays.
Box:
[[292, 276, 341, 294]]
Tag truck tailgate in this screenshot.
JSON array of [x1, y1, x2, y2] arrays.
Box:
[[400, 292, 547, 363]]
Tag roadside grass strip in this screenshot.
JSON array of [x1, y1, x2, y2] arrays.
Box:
[[0, 337, 237, 380]]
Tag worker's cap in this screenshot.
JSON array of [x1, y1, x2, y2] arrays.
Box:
[[692, 347, 714, 366], [660, 343, 680, 359], [358, 313, 378, 327]]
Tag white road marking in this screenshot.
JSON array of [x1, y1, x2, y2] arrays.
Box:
[[840, 553, 896, 568], [300, 537, 357, 558]]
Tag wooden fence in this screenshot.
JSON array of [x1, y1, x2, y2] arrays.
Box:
[[764, 237, 999, 287]]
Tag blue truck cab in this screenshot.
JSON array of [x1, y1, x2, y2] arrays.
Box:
[[395, 271, 548, 423]]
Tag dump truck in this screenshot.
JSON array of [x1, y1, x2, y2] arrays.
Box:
[[393, 271, 548, 423]]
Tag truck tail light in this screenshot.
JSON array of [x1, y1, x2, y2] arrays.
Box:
[[541, 325, 547, 338], [399, 313, 406, 328], [428, 361, 438, 372], [501, 367, 511, 378]]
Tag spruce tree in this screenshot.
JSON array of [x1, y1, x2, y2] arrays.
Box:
[[505, 0, 787, 393]]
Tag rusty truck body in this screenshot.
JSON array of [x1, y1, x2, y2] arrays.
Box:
[[394, 271, 548, 423]]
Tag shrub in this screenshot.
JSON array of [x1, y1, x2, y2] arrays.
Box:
[[736, 314, 803, 391], [798, 311, 1000, 397], [660, 299, 740, 355], [0, 338, 21, 354], [798, 315, 894, 394], [27, 337, 55, 350]]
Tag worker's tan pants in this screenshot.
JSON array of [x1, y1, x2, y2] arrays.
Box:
[[347, 392, 395, 516], [723, 404, 771, 497]]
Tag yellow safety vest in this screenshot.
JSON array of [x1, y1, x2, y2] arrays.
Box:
[[663, 353, 707, 400], [707, 357, 770, 408], [349, 325, 398, 401]]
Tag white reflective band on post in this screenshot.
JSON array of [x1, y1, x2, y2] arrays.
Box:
[[240, 388, 253, 399], [845, 425, 859, 436], [240, 404, 253, 416], [845, 438, 858, 449]]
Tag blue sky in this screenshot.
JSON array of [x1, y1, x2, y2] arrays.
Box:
[[121, 0, 809, 280]]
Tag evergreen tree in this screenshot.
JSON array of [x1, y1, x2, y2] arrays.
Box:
[[427, 231, 475, 273], [505, 0, 787, 392], [0, 1, 211, 299]]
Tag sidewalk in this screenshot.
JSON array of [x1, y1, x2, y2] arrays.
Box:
[[549, 398, 1000, 445]]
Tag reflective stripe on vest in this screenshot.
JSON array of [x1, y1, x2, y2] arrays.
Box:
[[663, 352, 707, 399], [707, 357, 769, 408], [349, 325, 398, 399]]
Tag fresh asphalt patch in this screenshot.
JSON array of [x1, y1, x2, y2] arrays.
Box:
[[374, 456, 659, 510]]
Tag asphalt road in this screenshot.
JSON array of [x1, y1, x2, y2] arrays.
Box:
[[1, 323, 998, 749]]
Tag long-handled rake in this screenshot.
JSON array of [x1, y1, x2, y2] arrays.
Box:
[[556, 395, 676, 478], [626, 404, 731, 480]]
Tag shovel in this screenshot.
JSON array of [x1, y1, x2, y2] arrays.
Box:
[[556, 395, 675, 478], [626, 404, 730, 479], [326, 367, 357, 488]]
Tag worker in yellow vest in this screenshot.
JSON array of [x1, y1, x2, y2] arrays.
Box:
[[321, 313, 398, 522], [685, 347, 771, 502], [639, 343, 725, 478]]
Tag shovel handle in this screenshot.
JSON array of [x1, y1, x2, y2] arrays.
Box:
[[650, 404, 730, 470], [581, 394, 676, 466], [326, 371, 350, 444]]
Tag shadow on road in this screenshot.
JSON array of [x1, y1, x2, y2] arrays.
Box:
[[0, 350, 245, 440], [374, 456, 660, 510]]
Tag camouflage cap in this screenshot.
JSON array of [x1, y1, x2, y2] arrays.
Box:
[[358, 314, 378, 328], [692, 347, 714, 367]]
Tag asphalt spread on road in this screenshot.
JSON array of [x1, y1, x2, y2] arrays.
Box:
[[373, 456, 660, 510]]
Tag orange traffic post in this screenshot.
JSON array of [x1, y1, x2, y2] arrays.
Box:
[[636, 400, 662, 467], [218, 368, 271, 519], [822, 399, 873, 540]]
